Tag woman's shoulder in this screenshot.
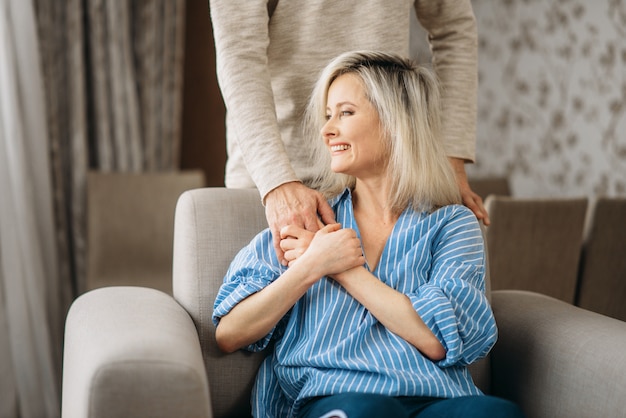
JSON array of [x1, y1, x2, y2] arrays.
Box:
[[438, 203, 476, 218], [418, 204, 482, 235], [421, 203, 477, 223]]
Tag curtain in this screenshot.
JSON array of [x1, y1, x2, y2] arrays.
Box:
[[35, 0, 187, 297], [0, 0, 187, 416], [0, 0, 62, 417]]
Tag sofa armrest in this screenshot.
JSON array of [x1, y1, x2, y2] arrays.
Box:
[[491, 290, 626, 418], [62, 287, 211, 418]]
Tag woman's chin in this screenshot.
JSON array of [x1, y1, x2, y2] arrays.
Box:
[[330, 165, 349, 175]]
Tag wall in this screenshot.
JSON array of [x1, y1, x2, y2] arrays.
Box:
[[469, 0, 626, 199]]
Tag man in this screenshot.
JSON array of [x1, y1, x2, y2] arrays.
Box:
[[209, 0, 489, 264]]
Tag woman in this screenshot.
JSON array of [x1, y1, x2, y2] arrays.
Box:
[[213, 51, 522, 418]]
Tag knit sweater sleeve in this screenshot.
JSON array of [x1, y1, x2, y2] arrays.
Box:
[[209, 0, 299, 199], [414, 0, 478, 162]]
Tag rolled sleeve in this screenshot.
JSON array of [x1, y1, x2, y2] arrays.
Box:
[[213, 279, 266, 323], [409, 207, 497, 367], [212, 231, 285, 352], [411, 268, 497, 367]]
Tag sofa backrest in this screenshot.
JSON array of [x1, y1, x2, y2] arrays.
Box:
[[86, 170, 205, 295], [485, 196, 588, 303], [576, 197, 626, 321], [173, 188, 492, 417]]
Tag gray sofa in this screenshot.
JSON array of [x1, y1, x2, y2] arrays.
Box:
[[62, 187, 626, 418]]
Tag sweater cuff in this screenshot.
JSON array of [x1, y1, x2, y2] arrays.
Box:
[[260, 177, 303, 205]]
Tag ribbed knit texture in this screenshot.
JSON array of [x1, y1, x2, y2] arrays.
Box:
[[209, 0, 478, 199]]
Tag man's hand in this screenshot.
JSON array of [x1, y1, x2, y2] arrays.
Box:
[[449, 157, 490, 225], [264, 182, 336, 264]]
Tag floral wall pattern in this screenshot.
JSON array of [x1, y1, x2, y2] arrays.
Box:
[[468, 0, 626, 198]]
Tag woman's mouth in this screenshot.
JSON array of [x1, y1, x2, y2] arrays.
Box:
[[330, 144, 351, 152]]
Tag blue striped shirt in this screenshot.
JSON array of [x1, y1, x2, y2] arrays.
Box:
[[213, 189, 497, 417]]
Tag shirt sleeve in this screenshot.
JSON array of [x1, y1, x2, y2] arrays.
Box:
[[209, 0, 299, 198], [414, 0, 478, 162], [408, 207, 497, 367], [212, 229, 288, 352]]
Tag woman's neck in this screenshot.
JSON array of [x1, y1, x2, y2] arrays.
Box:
[[352, 178, 398, 224], [351, 178, 399, 271]]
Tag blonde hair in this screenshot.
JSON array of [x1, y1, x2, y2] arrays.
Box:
[[304, 50, 461, 213]]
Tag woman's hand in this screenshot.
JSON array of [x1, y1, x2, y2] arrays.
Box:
[[280, 224, 315, 266], [282, 223, 364, 277]]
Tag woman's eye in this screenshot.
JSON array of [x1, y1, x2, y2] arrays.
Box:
[[325, 110, 353, 120]]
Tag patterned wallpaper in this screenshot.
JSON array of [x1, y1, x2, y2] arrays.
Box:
[[468, 0, 626, 198]]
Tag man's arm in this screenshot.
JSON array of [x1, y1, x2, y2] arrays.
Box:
[[209, 0, 296, 196], [415, 0, 489, 224], [209, 1, 335, 257]]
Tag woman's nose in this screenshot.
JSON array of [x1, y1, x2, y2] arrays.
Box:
[[321, 117, 337, 138]]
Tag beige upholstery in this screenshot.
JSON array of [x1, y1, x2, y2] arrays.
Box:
[[85, 170, 205, 294], [62, 287, 211, 418], [63, 188, 626, 418], [173, 188, 269, 417], [484, 196, 588, 303], [468, 176, 511, 200], [491, 290, 626, 418], [576, 197, 626, 321]]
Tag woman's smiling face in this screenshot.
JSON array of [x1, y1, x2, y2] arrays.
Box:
[[322, 73, 388, 179]]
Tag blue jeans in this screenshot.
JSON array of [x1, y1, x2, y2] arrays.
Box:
[[298, 393, 524, 418]]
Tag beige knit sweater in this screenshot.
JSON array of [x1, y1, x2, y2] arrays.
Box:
[[210, 0, 477, 200]]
